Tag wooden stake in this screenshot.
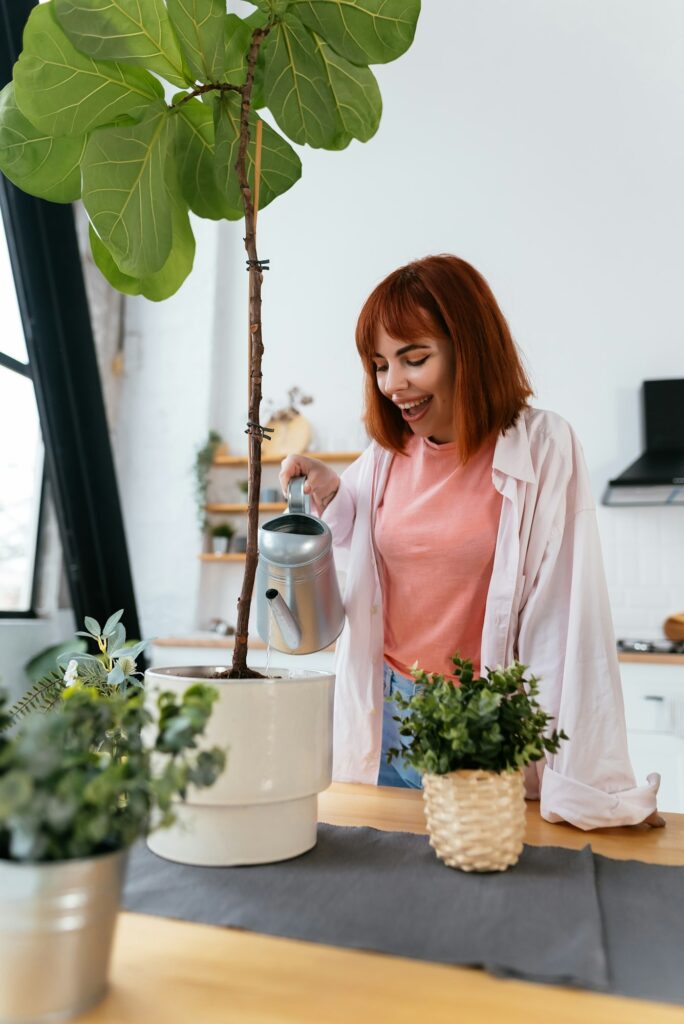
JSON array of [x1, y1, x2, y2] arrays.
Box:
[[247, 118, 264, 421]]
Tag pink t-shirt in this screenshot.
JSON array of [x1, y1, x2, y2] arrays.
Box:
[[374, 433, 502, 678]]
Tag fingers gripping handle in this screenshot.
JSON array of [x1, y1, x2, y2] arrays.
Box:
[[287, 475, 311, 515]]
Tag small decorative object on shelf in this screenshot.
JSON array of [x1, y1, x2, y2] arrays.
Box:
[[210, 522, 236, 555], [263, 386, 314, 457], [209, 619, 235, 637], [237, 478, 249, 498], [388, 655, 568, 872], [233, 535, 248, 554], [0, 611, 225, 1023], [260, 486, 280, 503]]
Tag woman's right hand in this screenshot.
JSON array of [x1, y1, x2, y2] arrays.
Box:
[[279, 455, 340, 516]]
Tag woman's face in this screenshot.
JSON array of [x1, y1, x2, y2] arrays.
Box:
[[372, 325, 456, 444]]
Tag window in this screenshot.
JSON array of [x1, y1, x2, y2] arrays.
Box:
[[0, 216, 43, 614]]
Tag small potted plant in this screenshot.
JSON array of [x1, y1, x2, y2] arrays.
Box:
[[0, 615, 226, 1023], [210, 521, 236, 555], [387, 656, 568, 872]]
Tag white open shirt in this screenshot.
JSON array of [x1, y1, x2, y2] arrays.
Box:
[[324, 405, 659, 830]]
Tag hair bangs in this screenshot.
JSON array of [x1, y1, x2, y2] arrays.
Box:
[[356, 270, 447, 371]]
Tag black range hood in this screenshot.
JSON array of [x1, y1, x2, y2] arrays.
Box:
[[603, 378, 684, 506]]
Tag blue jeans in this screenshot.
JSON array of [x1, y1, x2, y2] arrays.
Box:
[[377, 662, 423, 789]]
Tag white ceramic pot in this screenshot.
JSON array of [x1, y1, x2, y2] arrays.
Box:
[[144, 666, 334, 867], [0, 849, 127, 1023]]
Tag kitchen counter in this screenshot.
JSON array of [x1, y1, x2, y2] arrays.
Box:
[[78, 784, 684, 1024]]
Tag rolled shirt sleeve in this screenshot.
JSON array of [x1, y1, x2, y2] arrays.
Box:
[[517, 499, 660, 830]]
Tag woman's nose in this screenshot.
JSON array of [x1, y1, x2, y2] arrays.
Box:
[[383, 362, 407, 395]]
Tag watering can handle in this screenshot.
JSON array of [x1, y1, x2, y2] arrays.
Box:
[[288, 476, 311, 515]]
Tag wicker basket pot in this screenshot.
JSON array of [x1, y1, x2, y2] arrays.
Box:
[[422, 768, 526, 872]]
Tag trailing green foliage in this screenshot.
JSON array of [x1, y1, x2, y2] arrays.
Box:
[[0, 0, 420, 299], [194, 429, 223, 532], [5, 610, 147, 727], [6, 671, 66, 724], [387, 656, 569, 776], [0, 683, 226, 862]]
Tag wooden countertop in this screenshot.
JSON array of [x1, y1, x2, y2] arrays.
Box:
[[79, 784, 684, 1024], [154, 637, 684, 665]]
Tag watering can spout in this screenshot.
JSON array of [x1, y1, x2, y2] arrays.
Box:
[[265, 589, 302, 651]]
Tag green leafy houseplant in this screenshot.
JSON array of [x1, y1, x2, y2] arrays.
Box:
[[211, 522, 236, 540], [5, 609, 146, 724], [387, 655, 568, 776], [0, 681, 226, 862], [0, 0, 420, 677]]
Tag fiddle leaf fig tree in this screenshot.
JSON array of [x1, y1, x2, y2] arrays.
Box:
[[0, 0, 420, 676]]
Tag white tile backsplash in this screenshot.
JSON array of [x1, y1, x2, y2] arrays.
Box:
[[599, 505, 684, 640]]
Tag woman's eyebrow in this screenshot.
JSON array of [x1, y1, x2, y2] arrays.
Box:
[[373, 342, 431, 359]]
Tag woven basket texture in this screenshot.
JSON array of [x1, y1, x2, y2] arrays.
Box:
[[422, 769, 525, 872]]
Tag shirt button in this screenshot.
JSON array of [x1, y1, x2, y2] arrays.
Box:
[[371, 604, 378, 615]]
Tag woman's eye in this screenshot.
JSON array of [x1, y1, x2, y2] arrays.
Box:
[[374, 365, 387, 373], [406, 356, 428, 367]]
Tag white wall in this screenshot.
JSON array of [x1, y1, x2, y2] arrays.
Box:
[[118, 0, 684, 641]]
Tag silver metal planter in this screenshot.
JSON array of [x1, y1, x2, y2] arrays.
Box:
[[0, 848, 127, 1023]]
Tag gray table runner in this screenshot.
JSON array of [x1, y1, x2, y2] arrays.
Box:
[[594, 854, 684, 1004], [123, 824, 684, 1004], [124, 824, 609, 991]]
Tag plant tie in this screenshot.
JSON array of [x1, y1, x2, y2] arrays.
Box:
[[245, 420, 274, 440], [245, 257, 270, 271]]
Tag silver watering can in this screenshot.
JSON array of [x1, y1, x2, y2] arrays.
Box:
[[256, 476, 345, 654]]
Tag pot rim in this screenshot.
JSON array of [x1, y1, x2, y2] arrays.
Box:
[[0, 846, 128, 871], [145, 666, 335, 684], [423, 767, 525, 780]]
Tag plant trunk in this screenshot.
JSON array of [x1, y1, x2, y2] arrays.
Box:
[[228, 26, 270, 678]]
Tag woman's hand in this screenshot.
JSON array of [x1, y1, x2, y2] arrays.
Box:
[[279, 455, 340, 516], [642, 810, 666, 828]]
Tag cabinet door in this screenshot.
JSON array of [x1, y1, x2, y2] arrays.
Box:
[[627, 732, 684, 813]]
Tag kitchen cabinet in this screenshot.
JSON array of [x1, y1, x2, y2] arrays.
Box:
[[619, 658, 684, 813]]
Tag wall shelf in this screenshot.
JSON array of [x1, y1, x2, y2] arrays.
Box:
[[206, 502, 286, 514], [213, 451, 360, 466], [200, 553, 246, 562]]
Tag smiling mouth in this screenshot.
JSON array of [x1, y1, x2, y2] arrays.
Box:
[[396, 395, 432, 422]]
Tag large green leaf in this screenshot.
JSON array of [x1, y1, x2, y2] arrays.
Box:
[[223, 13, 251, 84], [166, 0, 225, 83], [213, 92, 301, 214], [54, 0, 188, 87], [262, 16, 338, 148], [13, 3, 163, 139], [174, 96, 239, 219], [0, 83, 85, 202], [290, 0, 420, 66], [252, 0, 291, 14], [223, 10, 270, 104], [82, 101, 174, 276], [313, 32, 381, 143], [89, 197, 195, 300]]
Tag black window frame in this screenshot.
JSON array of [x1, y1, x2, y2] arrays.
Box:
[[0, 0, 142, 638], [0, 320, 43, 618]]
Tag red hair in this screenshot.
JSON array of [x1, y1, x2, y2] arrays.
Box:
[[355, 254, 534, 461]]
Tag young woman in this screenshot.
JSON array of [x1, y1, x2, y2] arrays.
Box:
[[280, 254, 663, 830]]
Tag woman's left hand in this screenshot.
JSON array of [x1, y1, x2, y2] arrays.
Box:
[[642, 810, 666, 827]]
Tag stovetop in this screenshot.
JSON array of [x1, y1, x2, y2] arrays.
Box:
[[617, 638, 684, 654]]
